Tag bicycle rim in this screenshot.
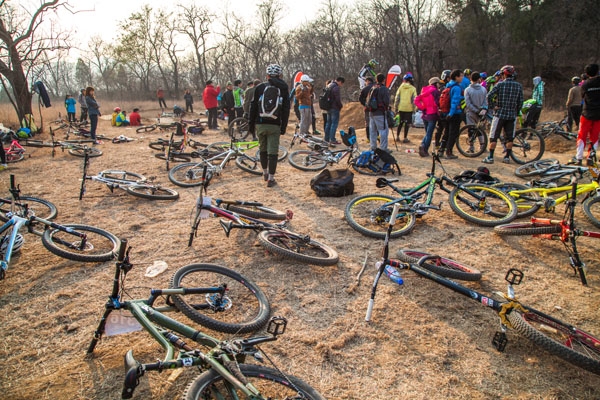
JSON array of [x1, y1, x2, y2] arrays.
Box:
[[254, 146, 288, 162], [235, 155, 262, 175], [98, 170, 146, 183], [169, 162, 209, 187], [126, 184, 179, 200], [258, 230, 339, 266], [510, 128, 545, 165], [228, 118, 250, 140], [514, 159, 560, 178], [41, 224, 120, 262], [288, 150, 327, 171], [69, 147, 102, 157], [492, 182, 541, 219], [396, 249, 482, 281], [0, 196, 58, 223], [582, 195, 600, 228], [6, 152, 25, 163], [448, 184, 517, 226], [456, 125, 487, 158], [344, 194, 416, 238]]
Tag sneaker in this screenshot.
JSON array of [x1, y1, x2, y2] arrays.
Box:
[[267, 179, 277, 188], [0, 164, 7, 171], [94, 140, 102, 145], [418, 146, 427, 157], [402, 138, 410, 143], [313, 130, 322, 135], [502, 157, 511, 164], [263, 173, 269, 182], [330, 139, 341, 145], [568, 157, 582, 166], [482, 157, 494, 164], [444, 153, 458, 160]]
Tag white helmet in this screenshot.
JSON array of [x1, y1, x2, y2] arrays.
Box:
[[0, 234, 24, 256], [266, 64, 283, 77]]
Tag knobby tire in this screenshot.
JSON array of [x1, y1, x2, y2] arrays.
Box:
[[344, 194, 416, 238], [448, 184, 517, 227], [395, 249, 482, 281], [257, 230, 338, 266], [41, 224, 120, 262]]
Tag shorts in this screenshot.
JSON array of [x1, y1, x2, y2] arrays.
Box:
[[399, 111, 413, 123], [489, 117, 515, 142], [257, 124, 281, 155]]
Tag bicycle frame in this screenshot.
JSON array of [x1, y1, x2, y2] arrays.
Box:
[[0, 215, 28, 279], [509, 179, 599, 213], [3, 138, 25, 161]]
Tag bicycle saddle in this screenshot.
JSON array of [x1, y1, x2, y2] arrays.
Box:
[[376, 178, 398, 188]]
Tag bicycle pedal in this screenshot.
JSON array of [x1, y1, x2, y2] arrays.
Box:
[[492, 331, 508, 352]]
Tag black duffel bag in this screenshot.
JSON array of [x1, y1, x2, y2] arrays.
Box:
[[310, 169, 354, 197]]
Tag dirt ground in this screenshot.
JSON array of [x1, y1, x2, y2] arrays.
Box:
[[1, 104, 599, 400]]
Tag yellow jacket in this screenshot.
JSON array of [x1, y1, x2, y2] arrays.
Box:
[[394, 82, 417, 113]]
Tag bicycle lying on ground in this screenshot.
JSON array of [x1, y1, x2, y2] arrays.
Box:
[[364, 203, 600, 375], [136, 121, 178, 133], [0, 175, 120, 279], [538, 121, 578, 141], [87, 240, 325, 399], [1, 132, 26, 162], [21, 127, 102, 157], [345, 152, 518, 238], [288, 136, 360, 171], [79, 152, 179, 201], [188, 168, 338, 265], [514, 156, 595, 186], [494, 176, 600, 285]]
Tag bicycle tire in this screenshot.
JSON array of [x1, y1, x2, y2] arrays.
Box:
[[136, 125, 156, 133], [0, 196, 58, 222], [493, 222, 562, 236], [206, 141, 231, 153], [148, 141, 167, 151], [254, 145, 288, 162], [288, 150, 327, 171], [257, 230, 339, 266], [170, 264, 270, 334], [227, 117, 251, 140], [396, 249, 482, 281], [510, 128, 545, 165], [492, 182, 541, 219], [6, 152, 25, 163], [507, 309, 600, 375], [582, 195, 600, 228], [183, 364, 325, 400], [169, 162, 209, 187], [448, 184, 517, 226], [456, 125, 487, 158], [154, 153, 191, 163], [222, 203, 287, 221], [126, 184, 179, 200], [97, 170, 146, 183], [235, 154, 263, 175], [514, 159, 560, 178], [41, 224, 120, 262], [68, 147, 102, 157], [344, 194, 416, 238]]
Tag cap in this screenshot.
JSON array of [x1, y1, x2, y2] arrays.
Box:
[[300, 74, 311, 82], [428, 77, 440, 85]]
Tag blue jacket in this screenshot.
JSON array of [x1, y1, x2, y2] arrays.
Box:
[[460, 76, 471, 91], [86, 96, 101, 116], [65, 97, 76, 113], [447, 80, 464, 117]]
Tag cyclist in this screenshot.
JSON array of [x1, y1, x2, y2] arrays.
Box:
[[358, 59, 378, 89], [394, 73, 417, 143], [566, 76, 582, 132], [570, 63, 600, 165], [522, 76, 544, 129]]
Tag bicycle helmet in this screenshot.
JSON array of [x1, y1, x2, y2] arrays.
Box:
[[480, 72, 488, 79], [494, 70, 501, 77], [464, 68, 472, 76], [0, 234, 24, 256], [403, 73, 413, 80], [501, 65, 515, 77], [114, 107, 121, 112], [440, 70, 451, 81], [368, 59, 379, 68], [572, 76, 581, 84], [266, 64, 283, 77]]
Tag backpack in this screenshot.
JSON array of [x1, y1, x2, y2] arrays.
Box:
[[453, 166, 498, 184], [355, 150, 374, 167], [319, 85, 333, 110], [372, 148, 401, 175], [310, 169, 354, 197], [365, 85, 381, 112], [439, 87, 452, 113], [259, 83, 282, 119], [340, 127, 357, 147]]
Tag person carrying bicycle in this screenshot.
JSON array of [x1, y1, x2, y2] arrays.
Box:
[[248, 64, 290, 188], [483, 65, 523, 164]]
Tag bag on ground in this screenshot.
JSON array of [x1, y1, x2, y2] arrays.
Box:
[[310, 169, 355, 197]]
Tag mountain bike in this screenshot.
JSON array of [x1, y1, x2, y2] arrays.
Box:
[[515, 157, 594, 184], [538, 121, 578, 141], [494, 176, 600, 285], [0, 175, 120, 279], [345, 152, 518, 239], [136, 121, 178, 133], [87, 240, 324, 399], [364, 203, 600, 376], [288, 140, 360, 171], [227, 117, 251, 140], [1, 132, 26, 162], [456, 114, 545, 164], [22, 127, 102, 158], [188, 169, 338, 266], [288, 124, 328, 150], [80, 152, 179, 201]]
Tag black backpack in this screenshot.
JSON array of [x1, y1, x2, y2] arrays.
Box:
[[453, 166, 498, 184], [259, 83, 282, 119], [319, 85, 333, 110], [365, 85, 380, 112], [310, 169, 354, 197]]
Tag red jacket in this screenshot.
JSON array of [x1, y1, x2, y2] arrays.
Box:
[[203, 84, 221, 109], [129, 111, 141, 126]]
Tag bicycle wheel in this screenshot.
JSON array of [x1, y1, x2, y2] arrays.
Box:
[[456, 125, 487, 158], [98, 170, 146, 183], [126, 184, 179, 200], [6, 152, 24, 163], [254, 145, 288, 162], [41, 224, 120, 262], [507, 309, 600, 375], [206, 141, 231, 153], [228, 117, 250, 140], [0, 196, 58, 222], [136, 125, 156, 133], [222, 203, 287, 221], [510, 128, 545, 165], [169, 162, 209, 187], [235, 154, 262, 175], [582, 195, 600, 228], [68, 147, 102, 157], [170, 264, 270, 334], [492, 182, 541, 219], [448, 184, 517, 226], [345, 194, 416, 238], [257, 230, 338, 266], [148, 141, 167, 151], [493, 221, 562, 236], [288, 150, 327, 171], [154, 153, 191, 163], [396, 249, 482, 281], [183, 364, 325, 400], [514, 159, 560, 178]]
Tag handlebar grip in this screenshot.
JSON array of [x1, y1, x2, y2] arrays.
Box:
[[389, 203, 401, 226], [10, 175, 15, 190], [570, 174, 577, 201], [117, 239, 128, 262], [365, 299, 375, 322]]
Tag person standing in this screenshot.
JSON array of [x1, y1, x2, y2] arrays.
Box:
[[482, 65, 524, 164], [368, 73, 391, 152], [570, 64, 600, 165], [222, 82, 235, 122], [243, 80, 259, 119], [416, 77, 441, 157], [359, 76, 375, 141], [324, 77, 345, 146], [248, 64, 290, 187], [394, 73, 417, 143], [321, 80, 331, 133], [85, 86, 101, 144], [434, 70, 452, 150], [440, 69, 464, 159], [184, 89, 194, 113], [203, 80, 221, 130], [65, 94, 77, 123], [464, 72, 488, 154], [523, 76, 544, 129], [157, 88, 167, 109], [233, 79, 244, 120], [77, 88, 88, 123], [296, 74, 314, 135], [566, 76, 583, 132]]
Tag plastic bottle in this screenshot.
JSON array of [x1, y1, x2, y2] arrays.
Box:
[[384, 264, 404, 285], [405, 149, 416, 154]]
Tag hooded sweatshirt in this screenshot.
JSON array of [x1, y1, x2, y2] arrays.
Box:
[[248, 77, 290, 134], [395, 82, 417, 113], [464, 83, 488, 114], [415, 85, 439, 120], [446, 80, 464, 117]]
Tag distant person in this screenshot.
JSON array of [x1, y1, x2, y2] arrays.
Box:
[[157, 88, 167, 109], [111, 107, 120, 127], [129, 108, 141, 126], [461, 68, 472, 91], [233, 79, 244, 120], [222, 82, 235, 121], [464, 72, 488, 154], [566, 76, 582, 132], [248, 64, 290, 187], [434, 69, 452, 150], [243, 80, 259, 119], [415, 77, 441, 157], [359, 76, 375, 141], [570, 63, 600, 165], [116, 110, 130, 127], [321, 80, 331, 132], [296, 74, 314, 135], [0, 144, 7, 170], [368, 73, 391, 152], [394, 73, 417, 143], [523, 76, 544, 129], [290, 81, 302, 122], [184, 89, 194, 113], [324, 76, 345, 146], [203, 80, 221, 130], [77, 88, 88, 122], [439, 69, 464, 159], [85, 86, 101, 144], [65, 94, 77, 123]]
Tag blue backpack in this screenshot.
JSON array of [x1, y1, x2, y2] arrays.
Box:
[[355, 150, 373, 167]]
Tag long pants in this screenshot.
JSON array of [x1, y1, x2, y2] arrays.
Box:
[[257, 124, 281, 175], [186, 103, 193, 113], [421, 119, 437, 152], [299, 107, 312, 135], [0, 144, 6, 164], [435, 118, 448, 147], [207, 108, 218, 129], [67, 112, 76, 122], [568, 105, 582, 132], [576, 115, 600, 160], [80, 107, 88, 122], [369, 114, 388, 151], [440, 114, 461, 153], [89, 114, 98, 141], [158, 98, 167, 108], [364, 110, 370, 140], [324, 109, 340, 142]]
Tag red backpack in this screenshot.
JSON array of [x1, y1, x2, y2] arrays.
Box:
[[439, 87, 452, 113]]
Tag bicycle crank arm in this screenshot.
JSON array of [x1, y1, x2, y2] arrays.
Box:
[[218, 220, 253, 237]]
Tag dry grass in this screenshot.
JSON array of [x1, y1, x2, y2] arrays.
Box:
[[0, 102, 598, 400]]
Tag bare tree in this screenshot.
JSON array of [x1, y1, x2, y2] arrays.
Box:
[[86, 36, 117, 93], [178, 4, 216, 90]]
